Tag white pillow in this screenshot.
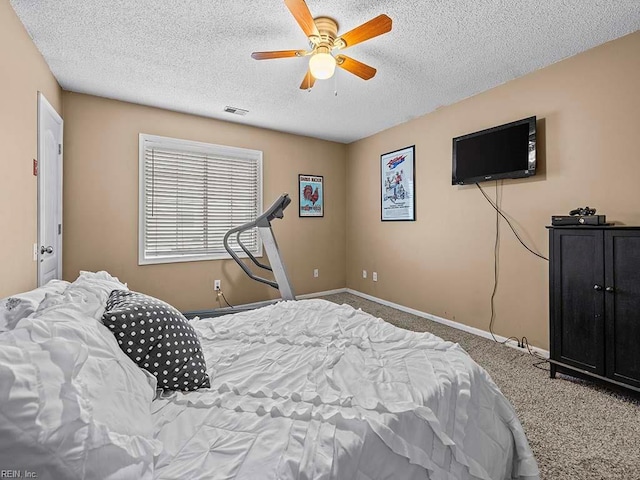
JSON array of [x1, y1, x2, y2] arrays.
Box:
[[33, 270, 128, 322], [0, 279, 69, 332], [0, 274, 161, 479]]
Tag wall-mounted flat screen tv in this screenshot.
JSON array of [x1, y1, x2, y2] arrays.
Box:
[[452, 116, 536, 185]]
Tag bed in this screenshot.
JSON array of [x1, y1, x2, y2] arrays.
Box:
[[0, 272, 539, 479]]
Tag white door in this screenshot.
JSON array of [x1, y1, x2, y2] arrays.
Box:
[[37, 93, 63, 286]]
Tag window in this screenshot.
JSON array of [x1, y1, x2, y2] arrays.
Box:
[[139, 134, 262, 265]]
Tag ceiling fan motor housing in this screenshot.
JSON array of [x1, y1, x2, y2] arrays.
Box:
[[310, 17, 339, 50]]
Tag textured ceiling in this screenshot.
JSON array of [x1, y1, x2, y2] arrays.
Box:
[[10, 1, 640, 144]]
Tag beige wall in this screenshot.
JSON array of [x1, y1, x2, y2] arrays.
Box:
[[62, 93, 346, 311], [346, 31, 640, 349], [0, 2, 62, 297]]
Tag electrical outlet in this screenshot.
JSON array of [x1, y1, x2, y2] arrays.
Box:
[[214, 280, 221, 291], [373, 272, 378, 282], [362, 270, 367, 279], [313, 269, 319, 278]]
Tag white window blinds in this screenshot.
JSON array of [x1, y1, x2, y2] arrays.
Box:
[[139, 134, 263, 264]]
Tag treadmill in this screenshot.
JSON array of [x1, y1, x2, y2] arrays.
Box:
[[223, 194, 296, 302]]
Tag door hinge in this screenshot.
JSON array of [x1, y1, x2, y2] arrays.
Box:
[[58, 224, 62, 235], [58, 144, 62, 155]]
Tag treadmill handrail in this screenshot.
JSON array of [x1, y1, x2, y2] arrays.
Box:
[[223, 194, 291, 290], [236, 231, 271, 271]]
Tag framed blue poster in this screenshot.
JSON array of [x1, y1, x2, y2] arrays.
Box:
[[299, 174, 324, 217]]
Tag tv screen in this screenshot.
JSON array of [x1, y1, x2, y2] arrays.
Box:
[[452, 116, 536, 185]]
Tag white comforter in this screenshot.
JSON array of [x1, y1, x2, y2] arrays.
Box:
[[152, 299, 539, 480]]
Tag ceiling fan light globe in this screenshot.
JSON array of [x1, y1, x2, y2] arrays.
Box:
[[309, 52, 336, 79]]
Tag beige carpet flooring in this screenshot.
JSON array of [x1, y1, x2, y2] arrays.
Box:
[[319, 292, 640, 480]]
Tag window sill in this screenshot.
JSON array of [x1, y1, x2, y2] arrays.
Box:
[[139, 250, 263, 266]]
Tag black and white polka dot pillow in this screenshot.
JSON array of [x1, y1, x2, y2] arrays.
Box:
[[102, 290, 210, 392]]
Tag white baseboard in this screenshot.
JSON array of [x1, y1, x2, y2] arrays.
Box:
[[297, 288, 347, 299], [345, 289, 549, 358]]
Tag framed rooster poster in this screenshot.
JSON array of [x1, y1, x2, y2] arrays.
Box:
[[381, 145, 415, 221], [298, 174, 324, 217]]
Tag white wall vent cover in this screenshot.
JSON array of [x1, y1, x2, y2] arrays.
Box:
[[224, 106, 249, 116]]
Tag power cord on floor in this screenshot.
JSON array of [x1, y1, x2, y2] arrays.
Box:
[[215, 290, 235, 309], [520, 336, 551, 371], [520, 336, 545, 359], [221, 291, 234, 308]]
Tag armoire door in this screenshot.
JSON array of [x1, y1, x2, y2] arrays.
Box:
[[551, 229, 605, 375], [604, 230, 640, 388]]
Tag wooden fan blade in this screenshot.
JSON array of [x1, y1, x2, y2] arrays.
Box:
[[284, 0, 319, 39], [335, 14, 392, 49], [251, 50, 305, 60], [300, 69, 316, 90], [336, 55, 376, 80]]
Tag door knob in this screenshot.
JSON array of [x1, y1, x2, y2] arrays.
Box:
[[605, 286, 615, 293], [593, 285, 602, 291], [40, 246, 53, 254]]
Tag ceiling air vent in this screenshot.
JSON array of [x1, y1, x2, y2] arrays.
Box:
[[224, 106, 249, 116]]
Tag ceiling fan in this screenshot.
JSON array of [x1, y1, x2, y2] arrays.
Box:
[[251, 0, 392, 90]]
